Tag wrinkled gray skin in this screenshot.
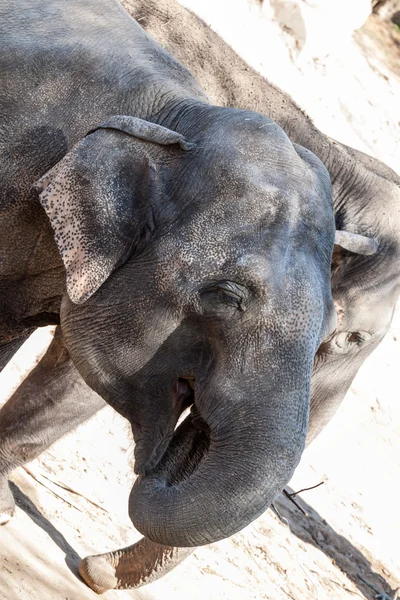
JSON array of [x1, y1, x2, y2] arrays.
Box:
[[129, 0, 400, 442], [0, 0, 398, 594], [0, 0, 336, 549]]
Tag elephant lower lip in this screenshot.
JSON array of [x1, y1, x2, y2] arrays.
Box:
[[133, 379, 196, 476], [176, 376, 195, 402], [140, 407, 210, 485]]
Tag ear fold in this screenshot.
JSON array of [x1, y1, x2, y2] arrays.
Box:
[[334, 230, 378, 255], [331, 230, 379, 289], [332, 229, 378, 288], [35, 116, 192, 304], [88, 115, 194, 150]]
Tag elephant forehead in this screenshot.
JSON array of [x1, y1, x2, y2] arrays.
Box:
[[169, 199, 276, 258], [167, 183, 308, 257], [152, 172, 328, 293], [153, 216, 287, 292]]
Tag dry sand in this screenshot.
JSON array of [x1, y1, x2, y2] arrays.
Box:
[[0, 2, 399, 599]]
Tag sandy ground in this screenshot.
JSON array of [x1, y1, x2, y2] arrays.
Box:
[[1, 2, 399, 599]]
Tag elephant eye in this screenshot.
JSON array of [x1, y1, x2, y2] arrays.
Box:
[[200, 281, 248, 315]]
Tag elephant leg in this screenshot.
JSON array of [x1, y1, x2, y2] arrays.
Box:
[[0, 327, 193, 589], [0, 325, 105, 524]]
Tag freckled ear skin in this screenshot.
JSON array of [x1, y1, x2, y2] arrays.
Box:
[[34, 117, 191, 304], [34, 131, 148, 304]]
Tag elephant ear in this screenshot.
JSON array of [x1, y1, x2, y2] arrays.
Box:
[[331, 229, 379, 290], [34, 116, 192, 304], [334, 230, 378, 256], [332, 229, 378, 286]]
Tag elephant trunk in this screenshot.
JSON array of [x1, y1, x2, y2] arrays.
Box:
[[129, 374, 310, 547], [79, 537, 194, 593]]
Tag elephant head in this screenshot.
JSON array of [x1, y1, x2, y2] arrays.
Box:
[[36, 106, 336, 547]]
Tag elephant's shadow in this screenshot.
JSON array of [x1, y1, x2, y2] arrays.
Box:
[[9, 481, 82, 578], [275, 488, 395, 600]]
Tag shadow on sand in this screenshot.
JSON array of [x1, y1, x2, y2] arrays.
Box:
[[9, 481, 83, 580], [275, 488, 396, 600]]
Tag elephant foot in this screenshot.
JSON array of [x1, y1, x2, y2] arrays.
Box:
[[0, 477, 15, 525]]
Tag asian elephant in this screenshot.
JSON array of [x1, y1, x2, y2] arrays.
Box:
[[127, 0, 400, 444], [0, 0, 399, 595]]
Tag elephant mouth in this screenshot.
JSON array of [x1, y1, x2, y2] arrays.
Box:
[[135, 378, 211, 486], [149, 407, 210, 486]]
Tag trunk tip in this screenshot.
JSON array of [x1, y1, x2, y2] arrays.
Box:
[[79, 554, 118, 594]]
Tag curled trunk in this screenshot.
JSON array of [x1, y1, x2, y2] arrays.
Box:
[[81, 373, 312, 592], [129, 379, 310, 547]]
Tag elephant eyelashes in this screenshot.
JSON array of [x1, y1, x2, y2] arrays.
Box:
[[200, 281, 249, 316]]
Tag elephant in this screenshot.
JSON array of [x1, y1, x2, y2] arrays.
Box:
[[126, 0, 400, 443], [0, 0, 399, 595]]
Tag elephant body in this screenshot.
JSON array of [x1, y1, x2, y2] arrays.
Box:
[[0, 0, 399, 593], [0, 0, 204, 343]]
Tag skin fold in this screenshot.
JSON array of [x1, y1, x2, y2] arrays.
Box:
[[0, 0, 399, 593]]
